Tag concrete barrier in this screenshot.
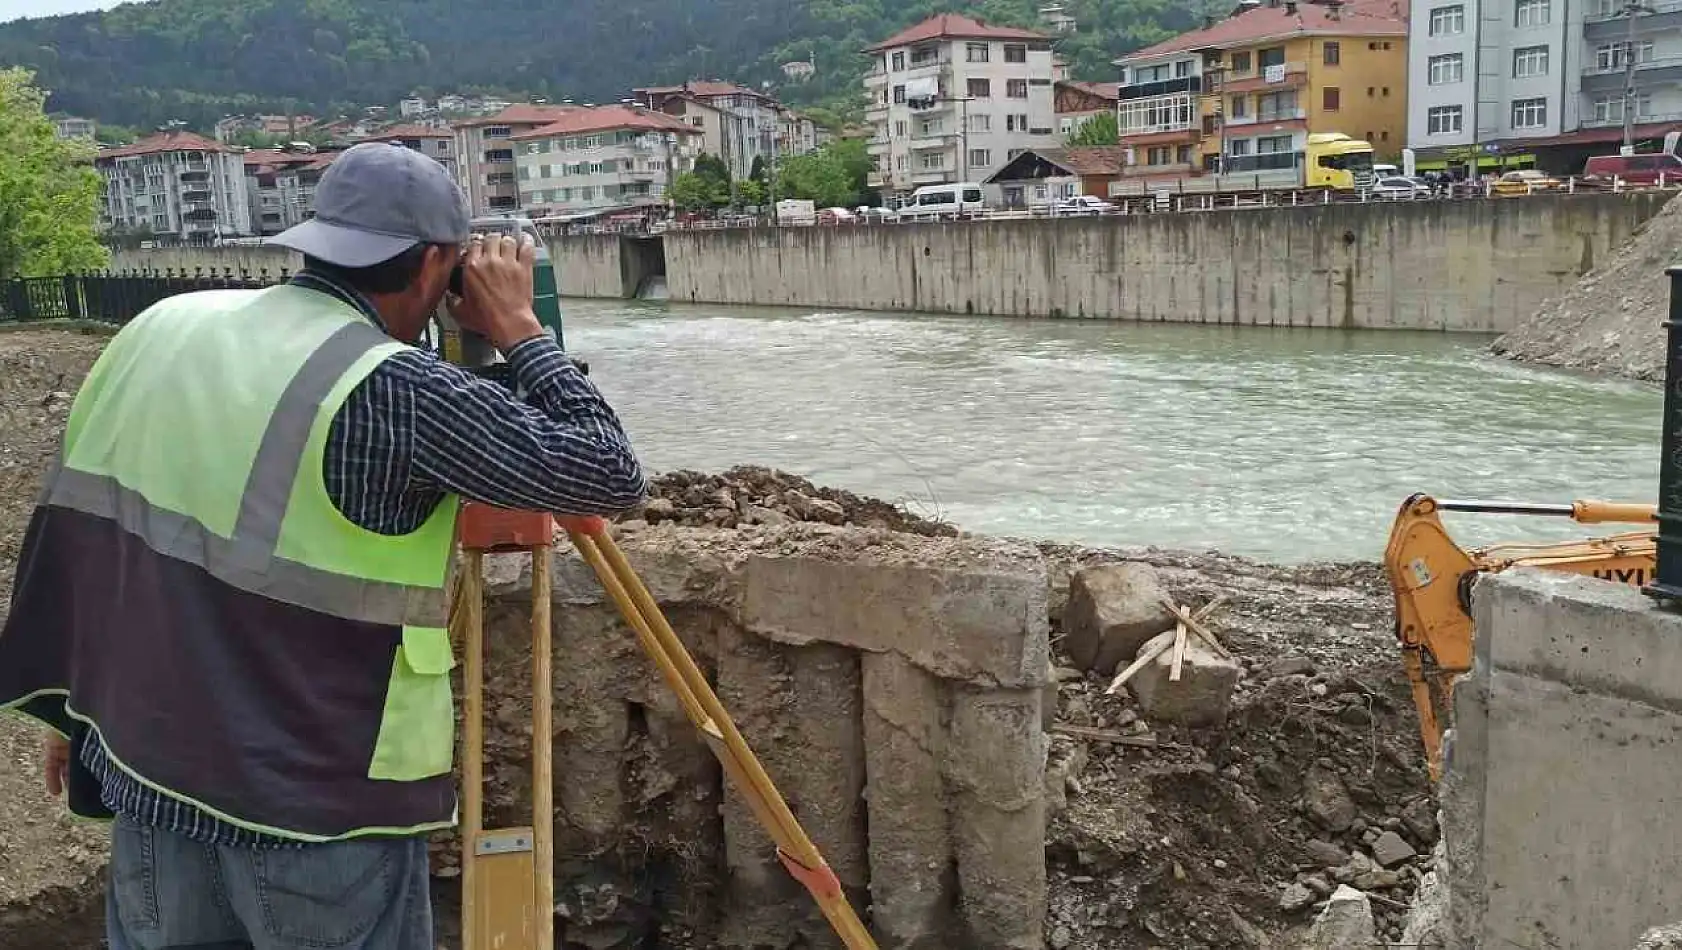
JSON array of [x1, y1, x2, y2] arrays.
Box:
[[663, 193, 1670, 332], [477, 523, 1051, 949], [1448, 569, 1682, 949]]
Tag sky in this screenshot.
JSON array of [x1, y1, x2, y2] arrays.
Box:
[[0, 0, 126, 22]]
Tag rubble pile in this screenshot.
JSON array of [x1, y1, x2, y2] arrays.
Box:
[[628, 466, 957, 537], [1491, 191, 1682, 381]]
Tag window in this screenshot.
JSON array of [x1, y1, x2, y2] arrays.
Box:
[[1176, 144, 1194, 163], [1323, 87, 1340, 110], [1118, 93, 1197, 134], [893, 85, 906, 104], [969, 148, 991, 168], [1006, 113, 1030, 131], [1258, 47, 1286, 68], [968, 78, 991, 97], [1515, 0, 1550, 26], [1512, 45, 1549, 77], [1511, 97, 1548, 128], [485, 126, 512, 138], [1007, 79, 1029, 98], [1256, 90, 1298, 120], [967, 42, 990, 63], [1147, 146, 1172, 165], [1008, 147, 1026, 160], [1175, 60, 1192, 77], [969, 114, 990, 132], [1429, 4, 1465, 35], [1428, 54, 1464, 84], [1230, 95, 1248, 118], [1256, 135, 1292, 153], [690, 116, 704, 127], [1324, 41, 1341, 65], [895, 120, 907, 136], [1229, 138, 1251, 155], [1593, 94, 1653, 123], [1133, 63, 1170, 83], [1597, 41, 1655, 71], [1231, 51, 1252, 72], [1004, 43, 1027, 63], [920, 152, 943, 170], [891, 51, 905, 70]]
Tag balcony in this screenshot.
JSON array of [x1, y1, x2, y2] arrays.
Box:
[[1584, 1, 1682, 37], [1224, 106, 1308, 127], [866, 103, 890, 121], [1581, 108, 1682, 127], [867, 170, 889, 188], [904, 51, 953, 75], [1219, 62, 1309, 93], [1118, 75, 1203, 100], [1581, 54, 1682, 92], [179, 171, 210, 183]]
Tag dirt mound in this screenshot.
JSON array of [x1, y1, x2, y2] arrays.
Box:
[[1039, 549, 1433, 949], [628, 465, 957, 537], [1491, 191, 1682, 381], [0, 328, 114, 950]]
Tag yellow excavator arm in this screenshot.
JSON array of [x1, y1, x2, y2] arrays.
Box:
[[1383, 493, 1656, 778]]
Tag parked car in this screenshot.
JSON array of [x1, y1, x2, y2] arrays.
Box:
[[1582, 151, 1682, 187], [896, 182, 987, 221], [1053, 194, 1117, 215], [854, 205, 897, 223], [1491, 169, 1565, 196], [817, 207, 858, 225], [1370, 175, 1433, 199]]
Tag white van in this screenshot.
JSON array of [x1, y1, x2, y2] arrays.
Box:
[[895, 182, 987, 221]]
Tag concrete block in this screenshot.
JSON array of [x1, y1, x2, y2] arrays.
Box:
[[1452, 571, 1682, 950], [946, 686, 1047, 949], [1061, 562, 1177, 675], [1125, 629, 1241, 727], [739, 534, 1049, 688], [1308, 885, 1376, 950], [862, 652, 958, 949]]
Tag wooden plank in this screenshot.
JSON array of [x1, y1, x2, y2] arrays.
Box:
[[1051, 724, 1159, 748], [1169, 619, 1188, 682]]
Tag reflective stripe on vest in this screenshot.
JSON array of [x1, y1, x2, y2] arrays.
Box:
[[1, 284, 462, 841]]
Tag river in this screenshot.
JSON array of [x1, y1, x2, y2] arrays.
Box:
[[563, 299, 1662, 564]]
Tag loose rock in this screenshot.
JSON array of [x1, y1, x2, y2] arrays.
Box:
[[1126, 628, 1242, 726], [1371, 830, 1418, 868], [1308, 885, 1377, 950], [1302, 764, 1358, 833], [1061, 562, 1178, 675]]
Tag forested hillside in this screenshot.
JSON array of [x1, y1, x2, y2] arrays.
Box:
[[0, 0, 1216, 131]]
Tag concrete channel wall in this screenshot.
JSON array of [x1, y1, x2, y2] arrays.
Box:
[[477, 524, 1051, 950], [660, 192, 1670, 332], [1447, 570, 1682, 949]]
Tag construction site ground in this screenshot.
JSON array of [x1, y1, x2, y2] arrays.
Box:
[[0, 329, 1434, 949]]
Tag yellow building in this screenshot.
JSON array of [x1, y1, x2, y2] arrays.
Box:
[[1112, 0, 1408, 182]]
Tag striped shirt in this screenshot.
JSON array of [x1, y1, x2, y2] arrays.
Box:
[[78, 268, 646, 847]]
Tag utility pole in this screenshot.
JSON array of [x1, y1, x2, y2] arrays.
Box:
[[1622, 0, 1656, 155]]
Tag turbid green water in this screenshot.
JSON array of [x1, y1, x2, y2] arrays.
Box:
[[564, 299, 1662, 564]]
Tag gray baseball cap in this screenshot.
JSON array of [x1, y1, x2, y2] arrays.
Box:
[[268, 142, 471, 268]]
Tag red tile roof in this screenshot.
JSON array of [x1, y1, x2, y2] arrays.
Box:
[[1122, 1, 1404, 60], [96, 130, 228, 160], [1059, 80, 1123, 101], [243, 148, 341, 173], [865, 13, 1049, 52], [997, 146, 1131, 177], [510, 105, 700, 140], [453, 104, 581, 128], [634, 80, 768, 101]]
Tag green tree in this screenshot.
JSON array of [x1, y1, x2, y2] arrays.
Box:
[[1066, 111, 1120, 147], [668, 171, 724, 211], [693, 153, 731, 190], [739, 179, 766, 206], [775, 148, 857, 208], [0, 68, 108, 279], [749, 154, 767, 184]]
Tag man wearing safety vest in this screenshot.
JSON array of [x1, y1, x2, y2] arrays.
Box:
[[0, 142, 648, 948]]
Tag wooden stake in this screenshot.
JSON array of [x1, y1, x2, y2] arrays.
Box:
[[530, 545, 554, 950], [1106, 635, 1174, 694], [1169, 619, 1188, 682]]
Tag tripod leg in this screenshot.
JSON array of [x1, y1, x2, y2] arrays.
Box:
[[531, 544, 554, 950]]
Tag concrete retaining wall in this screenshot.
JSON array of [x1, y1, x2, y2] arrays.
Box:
[[663, 192, 1669, 332], [1447, 570, 1682, 949], [478, 524, 1050, 949]]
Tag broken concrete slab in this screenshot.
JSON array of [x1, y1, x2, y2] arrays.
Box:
[[1061, 562, 1177, 675], [1126, 628, 1241, 726], [1635, 922, 1682, 949], [1307, 885, 1376, 950]]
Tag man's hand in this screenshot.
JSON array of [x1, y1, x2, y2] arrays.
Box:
[[42, 731, 69, 798], [448, 231, 544, 351]]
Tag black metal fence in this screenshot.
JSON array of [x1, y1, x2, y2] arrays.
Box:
[[0, 269, 291, 325]]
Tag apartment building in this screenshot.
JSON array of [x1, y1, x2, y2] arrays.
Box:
[[453, 104, 580, 214], [864, 13, 1062, 195], [1408, 0, 1682, 167], [1056, 80, 1122, 136], [1113, 0, 1408, 182], [95, 131, 253, 239], [510, 105, 701, 218], [635, 81, 818, 181], [243, 147, 339, 236], [52, 114, 96, 141], [362, 124, 457, 178]]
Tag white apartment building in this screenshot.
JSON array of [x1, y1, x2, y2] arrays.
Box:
[[511, 105, 701, 217], [96, 131, 254, 240], [1408, 0, 1682, 160], [363, 124, 458, 178], [453, 104, 581, 214], [635, 81, 819, 181], [243, 147, 337, 236], [864, 13, 1061, 195], [52, 114, 96, 141]]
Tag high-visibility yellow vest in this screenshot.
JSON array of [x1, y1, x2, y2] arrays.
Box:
[[0, 284, 462, 841]]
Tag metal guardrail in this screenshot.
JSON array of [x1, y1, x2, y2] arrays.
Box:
[[0, 269, 284, 325]]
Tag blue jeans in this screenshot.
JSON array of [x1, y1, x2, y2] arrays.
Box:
[[105, 816, 434, 950]]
